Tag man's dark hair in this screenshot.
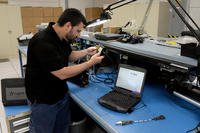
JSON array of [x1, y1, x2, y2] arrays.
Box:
[[57, 8, 87, 27]]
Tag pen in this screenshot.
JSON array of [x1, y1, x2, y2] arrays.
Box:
[[116, 115, 165, 126], [115, 120, 133, 125]]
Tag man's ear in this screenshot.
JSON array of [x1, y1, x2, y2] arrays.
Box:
[[64, 22, 72, 32]]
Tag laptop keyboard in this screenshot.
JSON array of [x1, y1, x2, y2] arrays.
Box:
[[103, 91, 139, 108]]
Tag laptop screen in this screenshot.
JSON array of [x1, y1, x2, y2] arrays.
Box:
[[116, 66, 145, 95]]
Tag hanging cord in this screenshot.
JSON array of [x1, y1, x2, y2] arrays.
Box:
[[134, 100, 147, 111]]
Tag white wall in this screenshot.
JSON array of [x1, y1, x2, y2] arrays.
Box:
[[0, 4, 23, 58], [67, 0, 118, 15], [8, 0, 119, 15], [67, 0, 94, 15], [8, 0, 61, 7], [67, 0, 121, 15], [6, 0, 200, 35], [92, 0, 118, 7]]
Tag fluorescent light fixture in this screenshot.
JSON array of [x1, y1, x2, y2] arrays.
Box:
[[87, 19, 110, 28], [86, 12, 111, 28]]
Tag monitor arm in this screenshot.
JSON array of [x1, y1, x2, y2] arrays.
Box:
[[104, 0, 137, 12]]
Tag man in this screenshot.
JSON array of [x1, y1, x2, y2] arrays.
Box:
[[25, 8, 104, 133]]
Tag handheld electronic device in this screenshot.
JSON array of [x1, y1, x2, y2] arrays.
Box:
[[96, 45, 105, 55]]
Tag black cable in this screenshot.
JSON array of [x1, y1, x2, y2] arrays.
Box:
[[104, 0, 137, 11], [134, 100, 147, 111]]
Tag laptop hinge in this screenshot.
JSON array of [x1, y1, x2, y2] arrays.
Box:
[[115, 88, 139, 98]]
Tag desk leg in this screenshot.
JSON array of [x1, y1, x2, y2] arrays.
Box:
[[18, 50, 24, 77]]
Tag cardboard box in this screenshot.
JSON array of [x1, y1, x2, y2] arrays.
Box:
[[53, 7, 62, 17], [21, 7, 61, 34], [43, 17, 53, 23], [32, 28, 38, 34], [24, 27, 38, 34], [31, 17, 43, 26], [85, 7, 103, 21], [103, 27, 120, 33], [53, 16, 59, 22], [32, 7, 43, 17], [23, 27, 33, 34], [22, 17, 33, 28], [85, 7, 103, 32], [43, 7, 53, 17], [94, 25, 102, 32], [21, 7, 33, 17]]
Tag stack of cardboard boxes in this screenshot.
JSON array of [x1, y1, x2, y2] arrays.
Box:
[[85, 7, 103, 32], [85, 7, 120, 33], [21, 7, 62, 34]]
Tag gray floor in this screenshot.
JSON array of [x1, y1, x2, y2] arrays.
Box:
[[0, 57, 25, 133], [0, 58, 21, 78], [0, 57, 24, 101]]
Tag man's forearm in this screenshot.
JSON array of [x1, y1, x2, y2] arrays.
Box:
[[69, 50, 88, 62], [51, 60, 93, 80]]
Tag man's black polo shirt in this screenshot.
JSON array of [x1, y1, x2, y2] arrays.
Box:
[[25, 22, 72, 104]]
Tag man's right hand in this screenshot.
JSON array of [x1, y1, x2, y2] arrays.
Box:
[[88, 52, 104, 65]]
